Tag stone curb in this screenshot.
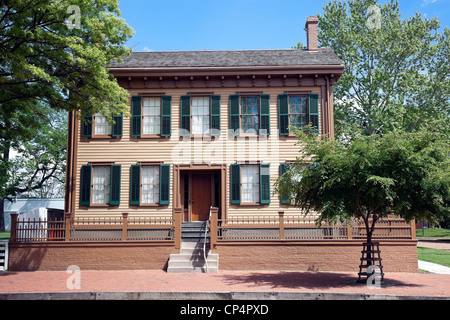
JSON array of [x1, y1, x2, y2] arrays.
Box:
[[1, 291, 449, 300]]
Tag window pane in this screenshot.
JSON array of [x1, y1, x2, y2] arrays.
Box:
[[289, 96, 308, 130], [94, 114, 112, 135], [92, 166, 111, 204], [141, 166, 160, 204], [143, 98, 161, 135], [192, 97, 210, 134], [241, 97, 259, 133], [241, 165, 260, 203]]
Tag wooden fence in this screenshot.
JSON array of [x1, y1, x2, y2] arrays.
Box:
[[9, 211, 415, 244], [9, 213, 174, 243], [215, 212, 415, 242]]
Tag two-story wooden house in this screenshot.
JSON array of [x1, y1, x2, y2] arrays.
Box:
[[9, 17, 418, 273]]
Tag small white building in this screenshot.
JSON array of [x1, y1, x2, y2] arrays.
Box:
[[3, 198, 64, 230]]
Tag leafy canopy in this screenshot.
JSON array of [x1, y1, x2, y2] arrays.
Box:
[[318, 0, 450, 139], [276, 128, 449, 228], [0, 0, 134, 121]]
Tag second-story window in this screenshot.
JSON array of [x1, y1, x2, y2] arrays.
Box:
[[241, 97, 259, 134], [192, 97, 210, 135], [143, 98, 161, 135], [94, 114, 112, 136], [278, 94, 319, 135], [289, 96, 308, 130], [131, 95, 172, 138]]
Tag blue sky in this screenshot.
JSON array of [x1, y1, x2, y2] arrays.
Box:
[[118, 0, 450, 51]]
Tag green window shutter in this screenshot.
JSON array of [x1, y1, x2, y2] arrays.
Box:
[[82, 115, 93, 137], [110, 165, 121, 205], [229, 95, 240, 135], [260, 95, 270, 135], [308, 94, 319, 134], [210, 95, 221, 136], [279, 163, 291, 204], [230, 164, 241, 204], [278, 94, 289, 136], [161, 96, 172, 137], [80, 165, 92, 206], [130, 165, 141, 205], [159, 164, 170, 205], [131, 96, 142, 137], [180, 95, 191, 136], [112, 113, 123, 137], [260, 164, 271, 204]]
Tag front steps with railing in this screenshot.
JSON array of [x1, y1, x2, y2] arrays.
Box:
[[167, 221, 219, 273]]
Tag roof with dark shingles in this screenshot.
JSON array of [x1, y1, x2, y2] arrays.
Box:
[[109, 48, 344, 68]]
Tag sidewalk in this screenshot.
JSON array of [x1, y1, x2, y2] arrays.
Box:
[[418, 261, 450, 274], [0, 269, 449, 300]]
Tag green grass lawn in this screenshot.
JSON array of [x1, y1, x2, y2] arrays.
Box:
[[417, 247, 450, 268], [416, 228, 450, 239]]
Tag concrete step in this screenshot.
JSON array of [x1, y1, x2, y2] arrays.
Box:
[[166, 266, 219, 273], [167, 241, 219, 274], [169, 253, 219, 261]]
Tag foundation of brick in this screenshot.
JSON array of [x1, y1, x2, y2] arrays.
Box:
[[8, 240, 418, 272]]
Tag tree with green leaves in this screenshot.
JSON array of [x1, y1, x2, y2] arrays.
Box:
[[0, 0, 134, 230], [276, 128, 449, 276], [316, 0, 449, 139]]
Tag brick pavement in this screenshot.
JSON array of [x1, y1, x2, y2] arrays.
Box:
[[0, 269, 449, 299]]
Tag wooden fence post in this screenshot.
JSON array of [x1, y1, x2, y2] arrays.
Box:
[[122, 213, 129, 241], [64, 212, 71, 242], [278, 211, 285, 240], [10, 213, 18, 243], [347, 224, 353, 240], [174, 208, 182, 249], [411, 219, 416, 240], [210, 207, 218, 249]]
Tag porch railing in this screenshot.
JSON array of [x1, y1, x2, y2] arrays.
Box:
[[216, 212, 415, 242], [9, 211, 415, 245], [9, 213, 174, 243]]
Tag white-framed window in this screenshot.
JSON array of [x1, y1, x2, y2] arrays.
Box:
[[143, 97, 161, 135], [192, 96, 210, 134], [241, 165, 260, 203], [92, 166, 111, 204], [241, 96, 259, 133], [94, 114, 112, 136], [141, 166, 160, 204], [289, 96, 308, 130]]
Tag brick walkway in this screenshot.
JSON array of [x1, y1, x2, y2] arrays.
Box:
[[1, 269, 449, 299]]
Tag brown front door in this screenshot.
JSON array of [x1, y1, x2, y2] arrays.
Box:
[[191, 174, 211, 221]]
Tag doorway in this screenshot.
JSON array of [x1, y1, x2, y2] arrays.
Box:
[[181, 169, 222, 222]]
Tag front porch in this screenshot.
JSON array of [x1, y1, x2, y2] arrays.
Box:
[[6, 211, 418, 272]]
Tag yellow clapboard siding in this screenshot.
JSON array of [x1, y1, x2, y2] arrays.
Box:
[[75, 87, 321, 218]]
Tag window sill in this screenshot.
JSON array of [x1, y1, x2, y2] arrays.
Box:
[[134, 135, 169, 139], [84, 135, 121, 139], [89, 204, 111, 207], [237, 202, 265, 206]]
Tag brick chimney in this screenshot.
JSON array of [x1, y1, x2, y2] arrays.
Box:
[[305, 16, 319, 51]]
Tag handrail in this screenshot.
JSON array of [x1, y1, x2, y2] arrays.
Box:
[[203, 207, 212, 273]]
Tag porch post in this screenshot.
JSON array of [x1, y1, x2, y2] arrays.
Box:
[[278, 211, 285, 240], [122, 213, 129, 241], [347, 224, 353, 240], [174, 208, 182, 249], [411, 219, 416, 240], [10, 213, 18, 243], [210, 207, 218, 249], [64, 212, 71, 242]]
